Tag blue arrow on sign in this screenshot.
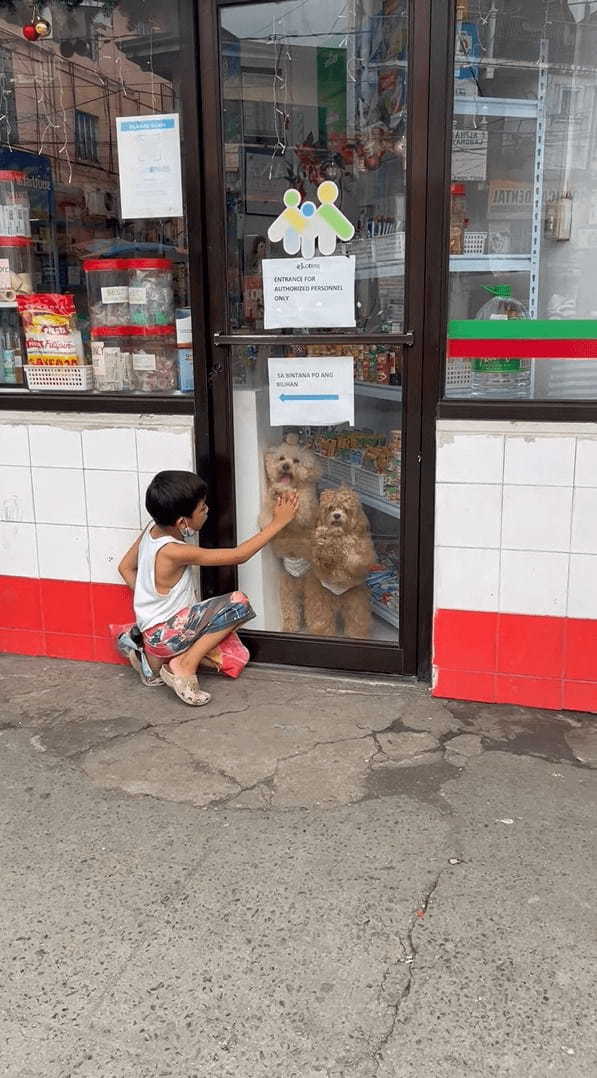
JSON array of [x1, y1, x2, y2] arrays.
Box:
[[279, 393, 339, 402]]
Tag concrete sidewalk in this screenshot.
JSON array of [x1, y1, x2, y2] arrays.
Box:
[[1, 654, 596, 1077]]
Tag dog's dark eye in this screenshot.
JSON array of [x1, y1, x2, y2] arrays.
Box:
[[293, 458, 299, 464], [279, 455, 285, 461]]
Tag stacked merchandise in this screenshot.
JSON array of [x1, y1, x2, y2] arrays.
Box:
[[367, 540, 399, 626], [84, 258, 177, 392], [0, 171, 33, 299], [175, 307, 194, 392], [0, 171, 32, 386], [306, 343, 401, 387], [313, 427, 401, 505], [354, 346, 400, 386]]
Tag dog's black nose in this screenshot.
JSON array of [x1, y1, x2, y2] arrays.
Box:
[[281, 461, 291, 471], [332, 511, 342, 520]]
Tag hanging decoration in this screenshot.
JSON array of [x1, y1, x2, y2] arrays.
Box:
[[22, 3, 51, 41], [34, 17, 52, 37]]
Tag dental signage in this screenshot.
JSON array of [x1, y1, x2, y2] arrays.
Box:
[[262, 256, 356, 329], [268, 356, 354, 427], [263, 182, 356, 329], [116, 114, 183, 219]]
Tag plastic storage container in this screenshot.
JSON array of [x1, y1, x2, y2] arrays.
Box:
[[0, 236, 33, 295], [0, 325, 24, 384], [175, 307, 193, 392], [128, 327, 177, 392], [90, 329, 133, 392], [470, 284, 531, 399], [0, 171, 30, 237], [450, 183, 466, 254], [84, 259, 129, 326], [127, 259, 174, 327]]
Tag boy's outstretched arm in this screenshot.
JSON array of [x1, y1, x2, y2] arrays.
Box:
[[166, 492, 299, 570]]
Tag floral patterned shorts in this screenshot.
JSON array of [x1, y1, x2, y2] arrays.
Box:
[[142, 591, 255, 659]]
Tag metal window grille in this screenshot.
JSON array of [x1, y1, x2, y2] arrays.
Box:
[[0, 48, 18, 144], [75, 109, 99, 162]]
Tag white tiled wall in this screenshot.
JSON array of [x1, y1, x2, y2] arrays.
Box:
[[0, 414, 194, 584], [435, 421, 597, 619]]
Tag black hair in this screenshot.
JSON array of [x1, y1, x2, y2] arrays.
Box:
[[145, 470, 207, 526]]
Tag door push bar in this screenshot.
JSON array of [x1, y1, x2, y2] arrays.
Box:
[[213, 332, 415, 347]]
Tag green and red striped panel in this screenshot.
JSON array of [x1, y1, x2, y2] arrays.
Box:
[[448, 319, 597, 359]]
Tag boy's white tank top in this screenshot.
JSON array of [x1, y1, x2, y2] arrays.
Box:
[[134, 527, 196, 632]]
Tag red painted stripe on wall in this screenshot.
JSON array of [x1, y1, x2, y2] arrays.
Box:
[[448, 339, 597, 359], [433, 608, 597, 714], [0, 574, 133, 665]]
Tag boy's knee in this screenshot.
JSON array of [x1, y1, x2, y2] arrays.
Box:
[[231, 590, 249, 604]]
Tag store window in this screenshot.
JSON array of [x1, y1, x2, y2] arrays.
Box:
[[0, 0, 193, 396], [445, 0, 597, 401], [219, 0, 406, 646]]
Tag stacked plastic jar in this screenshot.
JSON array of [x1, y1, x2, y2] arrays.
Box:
[[0, 170, 32, 296], [84, 259, 130, 325], [128, 259, 174, 326], [84, 257, 177, 392]]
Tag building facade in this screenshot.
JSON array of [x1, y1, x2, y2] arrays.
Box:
[[0, 0, 596, 711]]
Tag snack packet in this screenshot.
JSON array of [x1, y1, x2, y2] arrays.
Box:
[[16, 293, 84, 366]]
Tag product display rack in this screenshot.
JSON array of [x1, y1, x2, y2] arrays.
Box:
[[318, 473, 401, 520], [450, 44, 549, 319], [354, 62, 547, 294], [371, 598, 400, 630], [354, 382, 402, 401]]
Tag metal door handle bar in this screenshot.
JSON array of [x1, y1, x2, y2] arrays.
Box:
[[213, 332, 414, 347]]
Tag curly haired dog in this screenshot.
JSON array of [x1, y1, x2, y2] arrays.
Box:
[[304, 487, 375, 638], [259, 434, 320, 632]]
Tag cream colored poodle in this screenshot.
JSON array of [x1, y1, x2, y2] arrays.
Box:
[[259, 434, 320, 632]]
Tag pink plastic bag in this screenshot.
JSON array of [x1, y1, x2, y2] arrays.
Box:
[[200, 631, 250, 679]]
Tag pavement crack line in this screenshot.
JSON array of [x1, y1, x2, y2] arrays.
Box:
[[151, 700, 251, 727], [59, 722, 155, 761], [373, 862, 453, 1072]]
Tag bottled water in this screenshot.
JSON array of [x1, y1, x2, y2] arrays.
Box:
[[470, 285, 531, 399]]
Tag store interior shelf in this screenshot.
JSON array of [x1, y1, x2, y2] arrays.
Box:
[[449, 254, 533, 273], [371, 598, 400, 630], [319, 476, 400, 518], [354, 382, 402, 401], [454, 96, 539, 119], [355, 261, 404, 280], [357, 254, 533, 279]]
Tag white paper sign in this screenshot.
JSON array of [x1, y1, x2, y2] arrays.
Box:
[[116, 114, 183, 220], [262, 256, 355, 329], [268, 356, 354, 427], [451, 128, 488, 180]]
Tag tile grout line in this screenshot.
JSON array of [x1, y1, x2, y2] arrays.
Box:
[[562, 438, 579, 687], [495, 435, 506, 683], [25, 424, 45, 645]]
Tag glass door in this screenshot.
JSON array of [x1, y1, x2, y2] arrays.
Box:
[[199, 0, 427, 675]]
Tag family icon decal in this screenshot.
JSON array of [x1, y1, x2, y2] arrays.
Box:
[[267, 182, 355, 259]]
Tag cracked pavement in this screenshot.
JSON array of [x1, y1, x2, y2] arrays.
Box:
[[1, 655, 596, 1077]]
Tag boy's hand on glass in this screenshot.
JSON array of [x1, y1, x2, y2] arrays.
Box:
[[272, 490, 299, 528]]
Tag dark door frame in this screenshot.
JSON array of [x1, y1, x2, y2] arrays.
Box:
[[192, 0, 453, 678]]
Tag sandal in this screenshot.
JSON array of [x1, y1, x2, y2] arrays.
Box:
[[117, 634, 163, 687], [160, 663, 212, 706]]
